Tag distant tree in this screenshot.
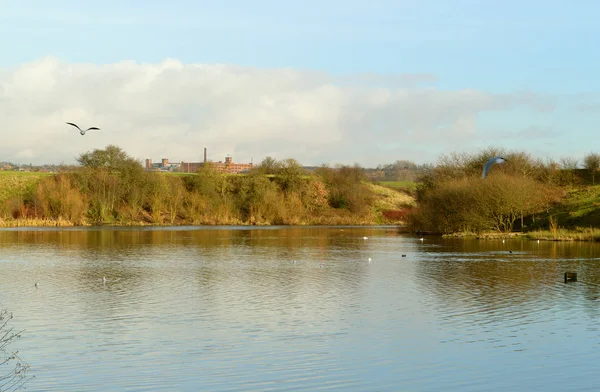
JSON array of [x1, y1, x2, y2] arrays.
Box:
[[583, 152, 600, 184], [77, 145, 122, 169], [194, 162, 231, 199], [376, 160, 420, 181], [408, 175, 558, 234], [316, 164, 373, 212], [559, 157, 579, 170], [253, 156, 281, 175], [559, 156, 580, 186], [73, 146, 145, 222], [79, 145, 144, 184], [237, 171, 281, 222], [475, 175, 549, 233], [276, 158, 305, 192]]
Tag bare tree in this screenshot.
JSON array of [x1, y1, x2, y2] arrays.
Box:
[[559, 157, 580, 186], [583, 152, 600, 185], [559, 157, 579, 170], [0, 310, 33, 392]]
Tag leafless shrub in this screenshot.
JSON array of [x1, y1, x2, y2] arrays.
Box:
[[0, 310, 33, 392]]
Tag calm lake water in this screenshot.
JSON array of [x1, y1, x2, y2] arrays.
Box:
[[1, 225, 600, 391]]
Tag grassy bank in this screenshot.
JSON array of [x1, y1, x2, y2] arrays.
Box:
[[437, 187, 600, 242], [519, 185, 600, 241], [0, 171, 52, 202], [377, 180, 417, 192], [529, 185, 600, 228], [524, 227, 600, 242]]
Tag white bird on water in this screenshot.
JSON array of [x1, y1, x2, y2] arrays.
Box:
[[66, 122, 101, 135], [482, 156, 507, 179]]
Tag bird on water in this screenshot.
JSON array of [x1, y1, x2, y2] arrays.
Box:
[[482, 156, 507, 179], [66, 122, 101, 135]]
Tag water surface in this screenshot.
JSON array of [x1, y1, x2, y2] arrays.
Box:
[[1, 226, 599, 391]]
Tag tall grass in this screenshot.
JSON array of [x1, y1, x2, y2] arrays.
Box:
[[526, 227, 600, 242]]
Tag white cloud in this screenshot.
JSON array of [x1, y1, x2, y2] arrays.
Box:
[[0, 56, 567, 166]]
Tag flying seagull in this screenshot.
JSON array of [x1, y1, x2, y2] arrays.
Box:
[[66, 122, 101, 135], [482, 156, 507, 179]]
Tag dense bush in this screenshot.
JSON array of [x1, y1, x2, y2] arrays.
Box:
[[2, 146, 381, 226], [408, 147, 567, 234]]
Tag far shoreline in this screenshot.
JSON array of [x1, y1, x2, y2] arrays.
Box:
[[0, 220, 406, 231], [442, 229, 600, 242], [3, 217, 598, 243]]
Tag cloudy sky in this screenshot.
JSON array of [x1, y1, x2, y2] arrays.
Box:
[[1, 0, 599, 167]]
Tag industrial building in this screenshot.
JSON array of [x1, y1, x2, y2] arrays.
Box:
[[145, 148, 253, 174]]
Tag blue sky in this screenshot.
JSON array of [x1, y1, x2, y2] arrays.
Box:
[[1, 0, 599, 166], [3, 0, 598, 92]]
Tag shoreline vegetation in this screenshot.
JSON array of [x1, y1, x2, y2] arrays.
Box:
[[0, 145, 415, 228], [405, 147, 600, 242], [3, 145, 600, 242], [441, 228, 600, 242]]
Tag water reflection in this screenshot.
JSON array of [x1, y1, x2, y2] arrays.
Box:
[[411, 237, 600, 362], [414, 237, 600, 305], [1, 227, 600, 391]]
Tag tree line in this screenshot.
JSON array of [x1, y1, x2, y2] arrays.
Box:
[[1, 145, 383, 226]]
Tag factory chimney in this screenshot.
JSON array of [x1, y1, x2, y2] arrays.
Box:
[[204, 148, 207, 163]]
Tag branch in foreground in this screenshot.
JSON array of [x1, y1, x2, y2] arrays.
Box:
[[0, 311, 33, 392]]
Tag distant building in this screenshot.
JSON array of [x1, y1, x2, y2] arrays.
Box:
[[180, 155, 253, 174], [209, 156, 254, 174], [145, 158, 181, 172], [147, 148, 253, 174], [179, 161, 204, 173]]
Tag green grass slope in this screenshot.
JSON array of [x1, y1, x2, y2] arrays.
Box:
[[0, 171, 52, 204]]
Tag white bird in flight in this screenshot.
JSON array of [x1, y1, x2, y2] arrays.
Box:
[[482, 156, 507, 179], [66, 122, 101, 135]]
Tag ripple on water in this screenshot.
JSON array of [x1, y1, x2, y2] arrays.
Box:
[[2, 229, 600, 391]]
